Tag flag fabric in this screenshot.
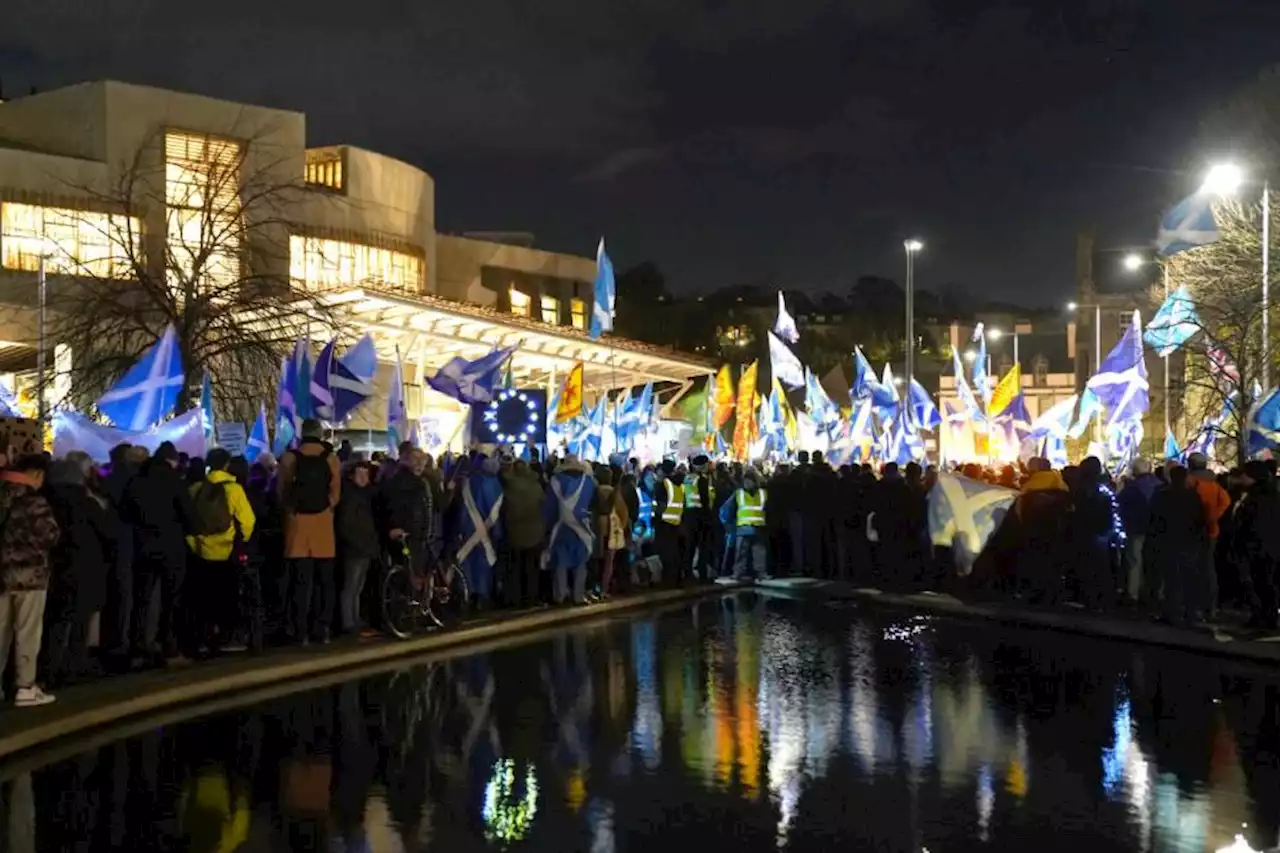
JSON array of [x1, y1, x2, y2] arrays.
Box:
[[1029, 394, 1080, 440], [1207, 346, 1241, 388], [851, 346, 896, 408], [556, 362, 585, 424], [387, 347, 410, 455], [951, 349, 983, 422], [758, 386, 782, 452], [712, 365, 735, 428], [731, 361, 759, 460], [274, 355, 297, 457], [246, 404, 269, 463], [96, 325, 185, 432], [1085, 310, 1149, 429], [342, 333, 378, 382], [768, 331, 805, 389], [804, 369, 841, 431], [994, 393, 1032, 441], [582, 396, 608, 460], [880, 363, 900, 404], [773, 291, 799, 344], [908, 378, 941, 430], [1164, 429, 1182, 460], [0, 379, 19, 418], [1144, 286, 1201, 356], [291, 338, 314, 420], [1043, 436, 1068, 469], [972, 323, 990, 405], [588, 238, 615, 340], [329, 345, 374, 422], [774, 377, 798, 446], [987, 365, 1021, 418], [1157, 192, 1220, 257], [928, 472, 1017, 576], [1068, 388, 1104, 438], [200, 370, 215, 444], [1250, 388, 1280, 455], [850, 398, 874, 442], [427, 343, 517, 406], [1185, 393, 1234, 459], [310, 340, 338, 420]]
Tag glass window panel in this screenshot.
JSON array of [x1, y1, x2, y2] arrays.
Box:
[[1, 202, 140, 277], [287, 235, 424, 293], [540, 295, 559, 325], [570, 298, 587, 330], [509, 288, 531, 317]]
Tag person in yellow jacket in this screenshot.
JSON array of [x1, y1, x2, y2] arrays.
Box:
[[186, 448, 256, 654]]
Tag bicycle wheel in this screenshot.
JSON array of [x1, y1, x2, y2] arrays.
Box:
[[382, 564, 427, 639], [425, 560, 471, 628]]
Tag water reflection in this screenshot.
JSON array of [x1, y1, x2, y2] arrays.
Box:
[[7, 592, 1280, 851]]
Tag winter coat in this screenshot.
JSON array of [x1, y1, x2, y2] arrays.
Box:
[[543, 462, 596, 571], [1231, 479, 1280, 562], [1148, 483, 1207, 554], [277, 439, 341, 559], [185, 470, 257, 562], [124, 459, 195, 562], [0, 473, 60, 592], [378, 464, 435, 544], [45, 471, 116, 613], [1189, 469, 1231, 539], [336, 482, 380, 559], [594, 485, 631, 554], [1118, 473, 1161, 537], [984, 470, 1074, 585], [500, 466, 546, 550]]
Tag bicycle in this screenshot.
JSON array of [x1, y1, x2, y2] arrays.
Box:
[[381, 537, 471, 638]]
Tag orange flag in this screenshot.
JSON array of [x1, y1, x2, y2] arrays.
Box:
[[713, 364, 736, 428], [732, 360, 759, 460], [556, 362, 584, 423]]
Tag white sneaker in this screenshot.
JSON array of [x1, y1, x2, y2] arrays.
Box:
[[14, 686, 55, 707]]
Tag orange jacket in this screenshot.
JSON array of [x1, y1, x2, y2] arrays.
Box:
[[1190, 475, 1231, 538]]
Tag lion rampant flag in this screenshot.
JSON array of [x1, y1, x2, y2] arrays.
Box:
[[731, 361, 759, 460], [713, 364, 736, 428], [556, 361, 584, 424]]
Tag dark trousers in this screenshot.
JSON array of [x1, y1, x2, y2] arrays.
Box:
[[42, 586, 94, 685], [789, 512, 809, 576], [103, 536, 133, 656], [131, 551, 187, 656], [656, 523, 685, 585], [683, 512, 713, 581], [1248, 556, 1279, 628], [288, 557, 335, 642], [507, 547, 542, 607], [190, 557, 239, 653]]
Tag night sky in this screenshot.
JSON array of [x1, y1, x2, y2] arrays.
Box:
[[2, 0, 1278, 306]]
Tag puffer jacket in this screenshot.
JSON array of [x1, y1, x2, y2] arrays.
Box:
[[500, 465, 546, 550], [0, 472, 61, 592]]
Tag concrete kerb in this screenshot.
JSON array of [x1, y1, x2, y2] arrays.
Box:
[[0, 584, 733, 766]]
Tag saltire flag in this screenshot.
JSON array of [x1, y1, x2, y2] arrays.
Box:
[[1250, 388, 1280, 455], [880, 364, 900, 413], [972, 323, 990, 405], [556, 362, 585, 424], [1106, 418, 1144, 475], [1085, 310, 1149, 429], [274, 355, 297, 457], [583, 395, 608, 460], [951, 349, 983, 422], [0, 379, 20, 418], [328, 344, 374, 422], [1068, 388, 1104, 438], [97, 325, 185, 432], [994, 393, 1032, 441], [1185, 392, 1235, 459], [731, 360, 759, 460], [635, 381, 654, 430], [1144, 286, 1201, 356], [200, 369, 215, 444], [851, 346, 896, 407], [773, 291, 799, 344], [310, 339, 338, 421], [427, 343, 518, 406], [1164, 429, 1182, 460], [987, 365, 1021, 418], [1043, 436, 1069, 469], [291, 338, 314, 420], [1157, 192, 1220, 257], [768, 331, 805, 389], [246, 404, 269, 463], [850, 398, 875, 441], [386, 346, 410, 455], [908, 378, 941, 430], [588, 237, 615, 340], [804, 369, 841, 431], [342, 333, 378, 382], [712, 365, 735, 428], [1029, 394, 1080, 440], [928, 472, 1017, 576], [758, 385, 783, 452], [1207, 346, 1240, 388]]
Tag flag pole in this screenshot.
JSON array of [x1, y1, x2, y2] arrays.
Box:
[[1263, 180, 1271, 393], [1163, 264, 1170, 440]]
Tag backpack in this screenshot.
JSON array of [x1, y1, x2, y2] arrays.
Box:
[[192, 482, 232, 536], [290, 450, 333, 515]]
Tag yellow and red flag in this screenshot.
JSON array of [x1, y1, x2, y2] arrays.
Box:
[[732, 360, 759, 460], [713, 364, 736, 428], [987, 364, 1021, 418], [556, 361, 584, 423]]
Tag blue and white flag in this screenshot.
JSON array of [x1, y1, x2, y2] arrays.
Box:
[[329, 352, 373, 422], [851, 346, 897, 408], [1185, 393, 1234, 459], [1085, 310, 1149, 429], [1144, 286, 1201, 356], [908, 378, 941, 430], [804, 369, 841, 430], [0, 379, 19, 418], [572, 395, 608, 460], [951, 349, 983, 422], [310, 339, 337, 421], [769, 331, 805, 389], [387, 347, 410, 454], [1164, 429, 1182, 460], [1043, 436, 1068, 469], [773, 291, 799, 344], [1250, 387, 1280, 455], [342, 333, 378, 382], [928, 471, 1017, 576], [1157, 192, 1220, 257], [291, 338, 314, 421], [1029, 394, 1080, 440], [971, 323, 991, 406], [588, 238, 615, 340], [200, 370, 215, 444], [427, 343, 518, 405], [246, 404, 269, 463], [96, 324, 185, 432], [850, 398, 874, 441], [274, 355, 297, 457], [881, 363, 900, 405], [1068, 388, 1104, 438]]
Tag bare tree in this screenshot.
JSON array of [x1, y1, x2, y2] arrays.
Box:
[[8, 125, 344, 423]]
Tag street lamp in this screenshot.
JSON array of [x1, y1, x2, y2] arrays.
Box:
[[1122, 253, 1144, 272], [963, 349, 977, 363], [903, 238, 924, 416], [1202, 163, 1244, 196]]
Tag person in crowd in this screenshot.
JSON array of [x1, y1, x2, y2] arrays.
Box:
[[596, 467, 629, 599], [652, 461, 686, 585], [42, 457, 115, 685], [500, 457, 546, 608], [543, 454, 596, 605], [0, 454, 60, 706], [1148, 465, 1207, 626], [1069, 456, 1121, 610], [979, 457, 1072, 602], [808, 451, 840, 579], [456, 452, 504, 609], [787, 451, 813, 575], [226, 455, 265, 651], [1118, 458, 1161, 604], [1232, 459, 1280, 629], [335, 461, 379, 637], [1186, 451, 1232, 620], [681, 455, 713, 582], [277, 419, 341, 645], [186, 448, 257, 655], [124, 441, 196, 662], [379, 447, 435, 583], [871, 462, 917, 590], [720, 467, 769, 581], [246, 454, 284, 644], [101, 443, 142, 664]]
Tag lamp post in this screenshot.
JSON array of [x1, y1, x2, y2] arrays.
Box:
[[986, 326, 1021, 374], [903, 239, 924, 408], [1068, 300, 1103, 442], [1122, 252, 1172, 439]]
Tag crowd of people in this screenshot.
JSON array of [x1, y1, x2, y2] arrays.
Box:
[[2, 412, 1279, 710]]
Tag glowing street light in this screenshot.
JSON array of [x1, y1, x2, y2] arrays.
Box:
[[986, 328, 1003, 340], [963, 349, 977, 363], [1202, 162, 1244, 196], [903, 237, 925, 416], [1122, 253, 1144, 272], [903, 238, 924, 252], [1066, 301, 1078, 312]]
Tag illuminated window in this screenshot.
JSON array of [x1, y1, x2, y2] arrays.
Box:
[[0, 203, 140, 277], [165, 131, 243, 288], [717, 324, 754, 348], [289, 235, 424, 294], [540, 295, 559, 325], [509, 288, 531, 317], [570, 298, 586, 330], [305, 151, 344, 191]]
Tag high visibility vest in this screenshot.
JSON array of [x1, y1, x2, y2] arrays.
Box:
[[683, 475, 703, 508], [736, 488, 767, 527], [661, 479, 685, 525]]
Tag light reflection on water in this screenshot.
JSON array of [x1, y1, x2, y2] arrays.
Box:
[[12, 593, 1280, 852]]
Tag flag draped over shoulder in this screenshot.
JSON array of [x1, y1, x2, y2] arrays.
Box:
[[96, 325, 185, 432], [1085, 310, 1149, 429], [732, 361, 759, 460], [773, 291, 799, 344], [712, 365, 736, 428], [1144, 286, 1201, 356], [589, 238, 615, 340], [768, 331, 805, 389], [1157, 192, 1220, 257], [556, 362, 584, 424]]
